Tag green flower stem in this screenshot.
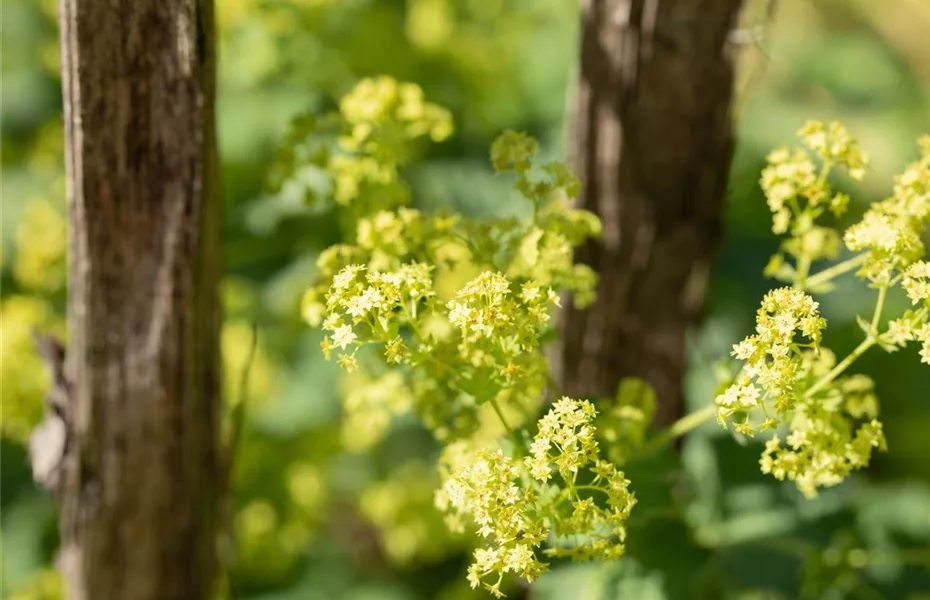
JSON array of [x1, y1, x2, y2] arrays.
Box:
[[803, 253, 868, 289], [870, 285, 889, 333], [804, 282, 886, 399], [637, 403, 718, 457], [573, 484, 608, 494], [804, 336, 875, 399]]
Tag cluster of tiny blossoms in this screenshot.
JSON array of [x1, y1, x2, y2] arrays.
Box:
[[892, 260, 930, 364], [525, 398, 636, 561], [294, 79, 602, 447], [436, 398, 636, 597], [287, 79, 930, 595], [332, 77, 453, 209], [843, 136, 930, 285], [759, 348, 886, 498], [316, 260, 564, 437], [720, 125, 929, 497], [761, 121, 867, 284], [267, 76, 453, 221], [716, 287, 826, 428], [490, 131, 601, 307], [446, 273, 558, 395], [854, 137, 930, 362], [289, 82, 633, 597], [436, 446, 548, 597], [321, 262, 434, 372]]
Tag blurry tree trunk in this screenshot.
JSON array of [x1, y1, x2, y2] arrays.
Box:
[[556, 0, 744, 426], [56, 0, 222, 597]]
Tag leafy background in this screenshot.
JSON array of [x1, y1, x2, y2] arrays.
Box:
[[2, 0, 929, 598]]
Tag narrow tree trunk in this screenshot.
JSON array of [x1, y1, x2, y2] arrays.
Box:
[[56, 0, 222, 597], [556, 0, 744, 426]]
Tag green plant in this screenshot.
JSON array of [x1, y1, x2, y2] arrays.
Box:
[[286, 81, 930, 597]]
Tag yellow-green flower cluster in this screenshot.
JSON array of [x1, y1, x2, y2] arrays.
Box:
[[883, 263, 930, 364], [317, 259, 562, 442], [436, 446, 548, 597], [902, 261, 930, 305], [292, 82, 639, 596], [525, 398, 635, 562], [446, 272, 557, 389], [300, 209, 456, 329], [490, 130, 601, 307], [525, 397, 599, 481], [507, 210, 600, 308], [301, 245, 369, 327], [722, 327, 887, 498], [760, 350, 886, 498], [268, 77, 453, 217], [840, 136, 930, 362], [716, 288, 826, 425], [295, 91, 602, 444], [761, 122, 868, 285], [332, 77, 452, 207], [726, 125, 930, 497], [2, 195, 69, 443], [490, 131, 538, 174], [339, 76, 453, 155], [435, 399, 636, 597], [843, 212, 924, 284], [321, 262, 435, 371], [715, 288, 890, 496], [798, 120, 869, 180], [843, 137, 930, 284], [761, 147, 820, 234], [355, 208, 426, 271], [316, 256, 554, 441], [888, 135, 930, 220]]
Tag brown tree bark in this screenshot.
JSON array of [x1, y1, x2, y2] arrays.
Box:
[[53, 0, 222, 597], [556, 0, 744, 426]]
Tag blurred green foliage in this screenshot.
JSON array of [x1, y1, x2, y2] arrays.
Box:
[[2, 0, 929, 598]]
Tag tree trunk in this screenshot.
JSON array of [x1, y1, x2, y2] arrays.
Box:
[[55, 0, 222, 597], [556, 0, 744, 426]]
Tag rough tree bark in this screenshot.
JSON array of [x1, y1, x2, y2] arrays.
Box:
[[556, 0, 744, 426], [51, 0, 222, 597]]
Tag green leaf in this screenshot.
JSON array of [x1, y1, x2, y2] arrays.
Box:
[[459, 368, 502, 405]]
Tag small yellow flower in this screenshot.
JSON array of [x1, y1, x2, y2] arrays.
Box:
[[331, 324, 357, 350]]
